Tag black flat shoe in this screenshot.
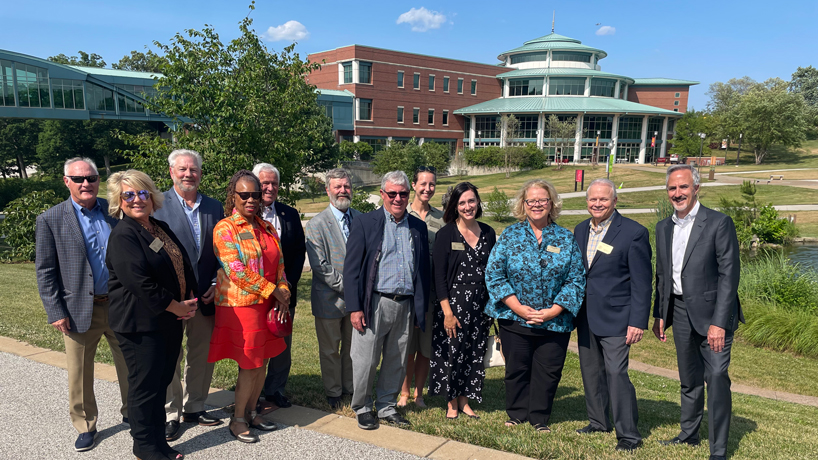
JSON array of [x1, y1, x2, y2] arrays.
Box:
[[615, 440, 643, 452], [576, 423, 612, 434], [659, 436, 700, 447], [379, 413, 411, 427], [357, 412, 379, 430], [182, 411, 222, 426], [164, 421, 181, 441], [270, 393, 292, 408]]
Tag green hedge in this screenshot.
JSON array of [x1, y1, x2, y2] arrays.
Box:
[[463, 144, 546, 169], [0, 178, 68, 210]]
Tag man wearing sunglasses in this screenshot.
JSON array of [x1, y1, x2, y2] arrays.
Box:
[[252, 163, 306, 412], [344, 170, 431, 430], [35, 157, 129, 452], [152, 149, 225, 440]]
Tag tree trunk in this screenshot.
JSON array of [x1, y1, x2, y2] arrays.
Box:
[[104, 154, 112, 176], [16, 153, 28, 179]]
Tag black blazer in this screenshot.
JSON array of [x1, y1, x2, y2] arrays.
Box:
[[653, 205, 744, 336], [106, 215, 198, 333], [343, 208, 430, 331], [273, 201, 306, 310], [574, 211, 652, 337], [432, 222, 496, 302], [152, 189, 224, 316]]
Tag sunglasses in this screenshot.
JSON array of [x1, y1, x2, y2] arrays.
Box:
[[121, 190, 150, 202], [67, 175, 99, 184], [236, 191, 262, 200], [382, 190, 410, 200], [416, 166, 436, 173]]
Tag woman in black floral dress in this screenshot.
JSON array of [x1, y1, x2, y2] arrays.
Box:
[[429, 182, 496, 419]]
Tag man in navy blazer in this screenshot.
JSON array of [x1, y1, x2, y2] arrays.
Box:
[[573, 178, 651, 452], [344, 170, 430, 430], [153, 149, 225, 440]]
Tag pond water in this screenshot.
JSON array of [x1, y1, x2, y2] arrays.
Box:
[[781, 244, 818, 272]]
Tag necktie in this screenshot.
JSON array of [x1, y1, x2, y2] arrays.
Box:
[[342, 213, 351, 239]]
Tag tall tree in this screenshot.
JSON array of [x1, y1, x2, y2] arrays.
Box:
[[119, 3, 339, 203], [738, 78, 809, 164], [706, 77, 758, 141], [496, 114, 526, 177], [371, 139, 450, 180], [113, 50, 168, 73], [47, 51, 106, 68], [789, 66, 818, 108], [0, 119, 41, 178]]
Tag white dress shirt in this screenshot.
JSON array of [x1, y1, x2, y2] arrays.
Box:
[[671, 200, 701, 295], [262, 202, 282, 237]]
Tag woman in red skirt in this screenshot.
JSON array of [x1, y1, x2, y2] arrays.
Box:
[[209, 170, 290, 443]]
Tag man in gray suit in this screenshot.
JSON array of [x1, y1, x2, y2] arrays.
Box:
[[305, 169, 360, 409], [153, 149, 225, 441], [653, 164, 743, 460], [36, 157, 129, 452]]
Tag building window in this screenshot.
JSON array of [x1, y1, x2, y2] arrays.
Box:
[[548, 77, 586, 96], [457, 78, 464, 94], [429, 75, 435, 91], [617, 116, 644, 140], [544, 115, 577, 139], [397, 71, 404, 88], [582, 114, 614, 139], [397, 106, 404, 123], [342, 62, 352, 84], [413, 107, 419, 124], [471, 80, 477, 95], [86, 82, 115, 111], [443, 76, 450, 93], [648, 117, 664, 138], [619, 84, 627, 99], [516, 115, 539, 139], [442, 110, 449, 126], [15, 63, 50, 108], [674, 100, 680, 106], [475, 115, 500, 138], [675, 92, 681, 98], [51, 79, 85, 110], [509, 78, 544, 96], [413, 73, 420, 90], [510, 51, 550, 64], [590, 78, 616, 97], [428, 109, 435, 124], [552, 51, 592, 63], [464, 116, 470, 136], [674, 108, 679, 112], [358, 98, 372, 121], [1, 60, 16, 106], [359, 62, 372, 84]]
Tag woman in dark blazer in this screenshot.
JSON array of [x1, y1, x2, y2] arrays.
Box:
[[428, 182, 496, 420], [106, 169, 198, 460]]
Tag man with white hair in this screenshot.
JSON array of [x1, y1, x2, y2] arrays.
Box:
[[305, 168, 360, 409], [36, 157, 129, 452], [344, 171, 430, 430], [252, 163, 306, 411], [153, 149, 225, 441]]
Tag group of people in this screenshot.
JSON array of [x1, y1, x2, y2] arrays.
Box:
[[36, 149, 741, 460]]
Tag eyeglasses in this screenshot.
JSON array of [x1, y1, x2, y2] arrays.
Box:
[[524, 198, 551, 207], [67, 175, 99, 184], [382, 190, 410, 200], [236, 191, 262, 200], [121, 190, 150, 202], [416, 166, 436, 173]]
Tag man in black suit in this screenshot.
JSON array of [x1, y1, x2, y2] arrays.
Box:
[[653, 164, 743, 460], [344, 171, 430, 430], [573, 179, 651, 452], [153, 149, 225, 441], [253, 163, 306, 410]]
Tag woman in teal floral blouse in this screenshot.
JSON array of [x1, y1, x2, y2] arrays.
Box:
[[484, 179, 586, 432]]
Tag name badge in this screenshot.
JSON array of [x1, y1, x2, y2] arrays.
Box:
[[238, 232, 254, 240], [149, 238, 164, 253], [546, 245, 560, 254], [451, 242, 465, 251], [597, 242, 613, 254]]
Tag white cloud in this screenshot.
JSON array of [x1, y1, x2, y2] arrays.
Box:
[[397, 7, 446, 32], [262, 20, 310, 41], [596, 26, 616, 36]]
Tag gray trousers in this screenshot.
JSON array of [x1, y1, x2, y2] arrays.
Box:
[[577, 311, 640, 443], [264, 306, 295, 397], [315, 314, 354, 398], [165, 312, 216, 421], [672, 297, 733, 457], [351, 294, 413, 417]]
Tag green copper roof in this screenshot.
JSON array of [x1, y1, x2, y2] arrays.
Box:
[[631, 78, 699, 86], [316, 89, 354, 97], [499, 33, 607, 61], [497, 68, 634, 84], [524, 33, 582, 45], [453, 97, 682, 116]]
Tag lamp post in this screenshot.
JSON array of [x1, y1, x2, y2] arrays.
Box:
[[606, 140, 615, 179], [735, 133, 742, 166], [697, 132, 706, 174], [653, 131, 658, 164], [477, 130, 482, 148], [594, 130, 600, 164]]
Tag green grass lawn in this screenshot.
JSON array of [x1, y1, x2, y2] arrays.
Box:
[[3, 264, 818, 459]]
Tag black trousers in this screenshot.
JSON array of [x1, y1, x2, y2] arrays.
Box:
[[116, 323, 183, 458], [672, 296, 733, 457], [499, 325, 570, 427]]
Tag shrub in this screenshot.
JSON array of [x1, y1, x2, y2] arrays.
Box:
[[719, 180, 797, 247], [1, 190, 65, 261], [752, 204, 798, 244], [739, 251, 818, 314], [0, 177, 68, 210], [520, 143, 547, 169], [483, 187, 511, 222], [339, 140, 373, 161], [464, 146, 504, 167], [351, 188, 376, 213]]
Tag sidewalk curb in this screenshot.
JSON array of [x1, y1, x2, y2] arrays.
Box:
[[0, 335, 532, 460]]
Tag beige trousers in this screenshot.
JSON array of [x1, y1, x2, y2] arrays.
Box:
[[314, 315, 354, 398], [63, 301, 129, 433], [165, 312, 216, 421]]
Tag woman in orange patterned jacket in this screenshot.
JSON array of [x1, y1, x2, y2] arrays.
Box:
[[208, 170, 290, 443]]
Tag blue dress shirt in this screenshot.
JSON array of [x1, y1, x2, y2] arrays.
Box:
[[174, 188, 202, 256], [329, 203, 351, 241], [375, 207, 415, 295], [70, 198, 111, 295]]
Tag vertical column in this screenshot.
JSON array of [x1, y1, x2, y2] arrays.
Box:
[[387, 136, 392, 147], [337, 63, 344, 84], [622, 84, 628, 100], [584, 77, 591, 97], [544, 77, 549, 97], [504, 79, 510, 98], [536, 113, 544, 149], [574, 114, 584, 163], [469, 115, 476, 150], [660, 117, 669, 158], [638, 114, 649, 164], [614, 80, 621, 99], [351, 61, 359, 84]]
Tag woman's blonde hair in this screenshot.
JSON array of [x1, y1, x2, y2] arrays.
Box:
[[107, 169, 164, 219], [512, 179, 562, 223]]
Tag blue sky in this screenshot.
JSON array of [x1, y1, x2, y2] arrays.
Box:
[[3, 0, 815, 109]]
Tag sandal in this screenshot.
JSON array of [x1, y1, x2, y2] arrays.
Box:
[[504, 419, 522, 427], [397, 393, 410, 407], [535, 424, 552, 433], [229, 417, 259, 443]]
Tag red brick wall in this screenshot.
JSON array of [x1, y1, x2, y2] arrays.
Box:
[[627, 86, 690, 113]]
